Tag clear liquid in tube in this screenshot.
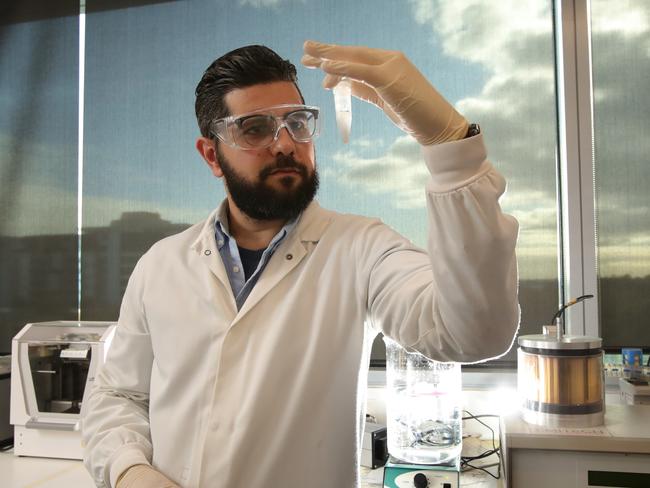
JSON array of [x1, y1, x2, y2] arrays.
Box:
[[335, 111, 351, 144], [333, 80, 351, 143]]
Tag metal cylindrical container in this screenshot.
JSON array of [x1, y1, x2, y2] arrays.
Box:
[[518, 334, 604, 428]]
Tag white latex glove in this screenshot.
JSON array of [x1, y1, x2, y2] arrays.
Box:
[[302, 40, 469, 145], [116, 464, 181, 488]]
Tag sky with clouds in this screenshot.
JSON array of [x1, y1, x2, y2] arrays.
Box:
[[1, 0, 648, 281]]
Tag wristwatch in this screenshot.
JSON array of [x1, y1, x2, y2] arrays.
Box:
[[465, 123, 481, 138]]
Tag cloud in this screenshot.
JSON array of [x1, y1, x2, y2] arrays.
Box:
[[326, 135, 427, 209], [409, 0, 552, 73], [0, 181, 207, 237], [82, 193, 209, 231], [0, 131, 218, 237], [327, 133, 560, 277], [327, 1, 562, 278], [0, 183, 77, 237], [327, 0, 649, 277], [591, 2, 649, 36], [350, 137, 386, 149], [404, 0, 559, 187], [426, 0, 650, 278]]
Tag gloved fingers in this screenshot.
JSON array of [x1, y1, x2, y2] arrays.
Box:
[[303, 39, 467, 144], [321, 73, 342, 89], [303, 40, 388, 65], [343, 79, 407, 129], [318, 59, 387, 89], [300, 53, 322, 69], [347, 80, 383, 108], [307, 51, 385, 90], [321, 75, 385, 109], [320, 75, 405, 129]]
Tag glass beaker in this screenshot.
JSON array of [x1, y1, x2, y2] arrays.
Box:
[[384, 337, 462, 464]]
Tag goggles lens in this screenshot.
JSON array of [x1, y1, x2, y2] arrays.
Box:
[[213, 105, 320, 149]]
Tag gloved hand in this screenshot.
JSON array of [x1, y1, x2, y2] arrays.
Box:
[[116, 464, 181, 488], [302, 40, 469, 145]]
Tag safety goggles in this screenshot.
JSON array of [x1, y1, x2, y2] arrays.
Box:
[[211, 104, 320, 150]]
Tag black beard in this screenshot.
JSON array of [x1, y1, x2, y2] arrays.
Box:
[[217, 149, 319, 221]]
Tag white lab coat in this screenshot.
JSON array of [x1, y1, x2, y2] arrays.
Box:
[[82, 134, 519, 488]]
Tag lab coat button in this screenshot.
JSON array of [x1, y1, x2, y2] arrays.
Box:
[[204, 250, 212, 256], [286, 253, 293, 260]]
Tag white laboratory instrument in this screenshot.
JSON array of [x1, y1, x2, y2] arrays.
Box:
[[501, 404, 650, 488], [0, 355, 11, 447], [10, 321, 116, 459], [361, 421, 388, 469], [618, 377, 650, 405], [333, 79, 352, 143]]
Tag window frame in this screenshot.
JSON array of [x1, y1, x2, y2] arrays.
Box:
[[554, 0, 599, 339]]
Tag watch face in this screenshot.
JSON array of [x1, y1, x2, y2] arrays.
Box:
[[467, 123, 481, 137]]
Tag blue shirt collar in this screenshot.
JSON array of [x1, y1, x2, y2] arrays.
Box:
[[214, 200, 301, 251]]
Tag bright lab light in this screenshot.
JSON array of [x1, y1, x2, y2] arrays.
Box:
[[491, 387, 520, 416]]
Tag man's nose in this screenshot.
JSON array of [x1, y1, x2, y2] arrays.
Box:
[[269, 126, 296, 156]]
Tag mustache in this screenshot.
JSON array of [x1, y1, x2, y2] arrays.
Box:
[[259, 155, 308, 180]]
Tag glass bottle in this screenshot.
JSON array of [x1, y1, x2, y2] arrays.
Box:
[[384, 337, 462, 464]]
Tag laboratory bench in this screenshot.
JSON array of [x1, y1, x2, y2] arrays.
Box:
[[1, 444, 502, 488], [6, 405, 650, 488], [501, 403, 650, 488], [1, 449, 95, 487]]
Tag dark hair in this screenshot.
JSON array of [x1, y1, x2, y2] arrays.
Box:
[[195, 45, 304, 138]]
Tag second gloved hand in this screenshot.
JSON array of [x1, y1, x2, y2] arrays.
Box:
[[302, 40, 469, 146], [116, 464, 181, 488]]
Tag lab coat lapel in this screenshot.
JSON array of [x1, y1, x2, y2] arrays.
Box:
[[231, 201, 331, 325], [234, 235, 307, 321], [190, 209, 237, 312], [204, 241, 233, 293]]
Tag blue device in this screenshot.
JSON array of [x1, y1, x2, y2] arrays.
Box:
[[383, 455, 460, 488]]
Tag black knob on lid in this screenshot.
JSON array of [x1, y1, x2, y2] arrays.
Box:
[[413, 472, 428, 488]]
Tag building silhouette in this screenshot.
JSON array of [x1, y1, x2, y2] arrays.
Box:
[[0, 212, 190, 351], [1, 211, 648, 354]]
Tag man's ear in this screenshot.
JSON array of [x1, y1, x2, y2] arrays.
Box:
[[196, 137, 223, 178]]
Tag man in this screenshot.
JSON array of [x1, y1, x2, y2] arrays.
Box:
[[82, 41, 519, 488]]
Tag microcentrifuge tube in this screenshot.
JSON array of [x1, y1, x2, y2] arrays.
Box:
[[333, 79, 352, 144]]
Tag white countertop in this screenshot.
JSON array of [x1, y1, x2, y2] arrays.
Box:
[[0, 450, 95, 487], [2, 447, 500, 488], [502, 403, 650, 453]]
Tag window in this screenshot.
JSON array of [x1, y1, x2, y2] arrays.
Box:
[[81, 0, 560, 364], [590, 0, 650, 348], [0, 2, 80, 351], [1, 0, 646, 360]]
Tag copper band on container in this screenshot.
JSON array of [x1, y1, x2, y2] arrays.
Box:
[[519, 351, 603, 405]]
